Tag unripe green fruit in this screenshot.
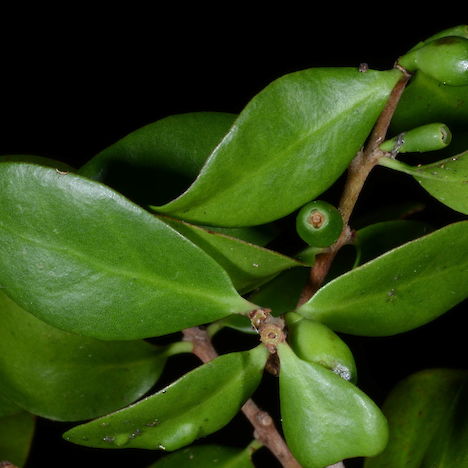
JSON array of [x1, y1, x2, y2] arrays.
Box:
[[379, 123, 452, 153], [286, 313, 357, 383], [398, 36, 468, 86], [296, 200, 343, 248]]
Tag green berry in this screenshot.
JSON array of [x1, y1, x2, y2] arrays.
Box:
[[398, 36, 468, 86], [286, 313, 357, 382], [296, 200, 343, 248]]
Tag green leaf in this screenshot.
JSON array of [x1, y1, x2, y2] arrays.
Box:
[[63, 346, 268, 451], [0, 411, 35, 467], [391, 71, 468, 133], [155, 68, 402, 226], [147, 444, 255, 468], [365, 368, 468, 468], [0, 162, 255, 340], [0, 291, 167, 421], [278, 343, 388, 468], [159, 215, 303, 293], [354, 219, 434, 265], [297, 221, 468, 336], [379, 151, 468, 214], [79, 112, 236, 206], [79, 112, 278, 246]]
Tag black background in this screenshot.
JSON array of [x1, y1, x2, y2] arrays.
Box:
[[1, 10, 466, 468]]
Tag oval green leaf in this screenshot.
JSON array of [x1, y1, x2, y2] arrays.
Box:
[[365, 368, 468, 468], [298, 221, 468, 336], [278, 343, 388, 468], [380, 151, 468, 214], [147, 444, 255, 468], [79, 112, 278, 246], [0, 291, 167, 421], [391, 71, 468, 133], [155, 68, 402, 226], [354, 219, 433, 266], [63, 346, 268, 451], [79, 112, 236, 206], [0, 162, 255, 340], [0, 411, 35, 467], [159, 215, 303, 293]]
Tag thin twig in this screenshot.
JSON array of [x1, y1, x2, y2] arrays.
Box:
[[297, 68, 411, 307], [182, 327, 302, 468]]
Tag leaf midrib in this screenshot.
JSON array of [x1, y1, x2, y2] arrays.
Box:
[[0, 220, 237, 307], [310, 255, 466, 314], [163, 75, 393, 209]]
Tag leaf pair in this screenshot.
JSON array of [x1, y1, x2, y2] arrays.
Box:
[[64, 346, 268, 452]]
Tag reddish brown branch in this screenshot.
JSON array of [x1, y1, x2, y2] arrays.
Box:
[[182, 326, 301, 468]]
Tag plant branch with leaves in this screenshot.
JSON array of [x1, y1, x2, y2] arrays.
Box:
[[1, 25, 467, 468]]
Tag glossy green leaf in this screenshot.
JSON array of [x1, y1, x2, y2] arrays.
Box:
[[159, 215, 303, 293], [79, 112, 236, 206], [354, 219, 433, 265], [78, 112, 278, 246], [0, 162, 255, 340], [63, 346, 268, 451], [391, 71, 468, 133], [365, 368, 468, 468], [278, 343, 388, 468], [0, 291, 167, 421], [155, 68, 402, 226], [0, 411, 35, 467], [198, 223, 279, 247], [398, 36, 468, 86], [297, 221, 468, 336], [379, 151, 468, 214], [147, 444, 255, 468], [285, 313, 357, 382]]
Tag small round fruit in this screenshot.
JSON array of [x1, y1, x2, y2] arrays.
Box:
[[286, 313, 357, 382], [296, 200, 343, 248]]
